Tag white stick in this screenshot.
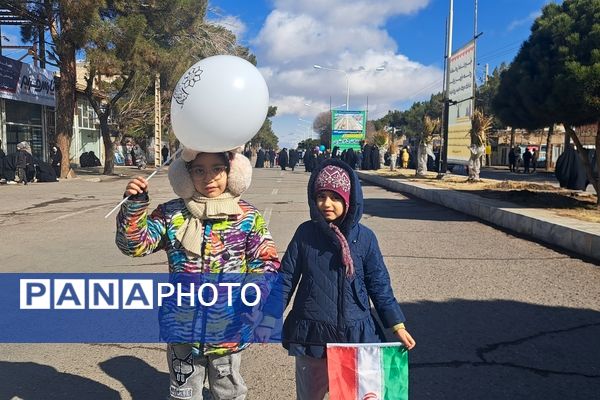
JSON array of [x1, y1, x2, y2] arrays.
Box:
[[104, 148, 182, 219]]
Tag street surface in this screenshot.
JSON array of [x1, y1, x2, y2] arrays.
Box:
[[0, 166, 598, 399]]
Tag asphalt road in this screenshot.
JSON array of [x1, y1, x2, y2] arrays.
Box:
[[0, 166, 598, 399]]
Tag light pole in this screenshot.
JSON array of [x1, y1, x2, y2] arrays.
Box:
[[313, 64, 385, 110], [298, 118, 312, 142]]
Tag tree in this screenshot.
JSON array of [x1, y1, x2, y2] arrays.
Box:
[[493, 0, 600, 205], [84, 0, 252, 174], [312, 111, 332, 148], [476, 65, 506, 130], [10, 0, 103, 178], [372, 93, 443, 141], [250, 106, 278, 149], [297, 138, 320, 151]]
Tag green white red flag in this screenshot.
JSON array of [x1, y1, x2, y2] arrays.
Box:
[[327, 342, 408, 400]]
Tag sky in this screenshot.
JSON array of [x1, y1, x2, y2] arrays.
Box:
[[207, 0, 554, 148], [0, 0, 554, 149]]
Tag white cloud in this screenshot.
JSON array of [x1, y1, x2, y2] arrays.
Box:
[[253, 0, 441, 106], [248, 0, 442, 146], [210, 15, 247, 39], [507, 11, 541, 32]]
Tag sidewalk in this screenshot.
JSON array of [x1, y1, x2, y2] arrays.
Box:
[[357, 170, 600, 263]]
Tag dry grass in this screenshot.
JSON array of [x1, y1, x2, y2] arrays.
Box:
[[372, 168, 599, 223]]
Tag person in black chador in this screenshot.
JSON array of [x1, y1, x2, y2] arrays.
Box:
[[161, 144, 169, 165], [362, 143, 372, 170], [344, 148, 358, 169], [288, 148, 299, 171], [255, 148, 265, 168], [0, 142, 5, 181], [370, 144, 380, 170], [50, 145, 62, 178], [523, 148, 533, 174], [278, 148, 289, 171], [303, 149, 314, 172]]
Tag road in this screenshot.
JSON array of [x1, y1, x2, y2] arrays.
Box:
[[0, 166, 598, 399]]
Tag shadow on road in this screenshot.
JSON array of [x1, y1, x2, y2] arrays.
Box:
[[100, 356, 167, 399], [402, 299, 600, 399], [0, 361, 120, 399], [362, 196, 472, 222], [1, 301, 598, 399]]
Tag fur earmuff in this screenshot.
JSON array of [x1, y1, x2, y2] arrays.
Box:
[[227, 152, 252, 196], [168, 157, 195, 199], [168, 147, 252, 198]]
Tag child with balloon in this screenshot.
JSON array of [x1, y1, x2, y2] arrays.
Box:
[[115, 56, 278, 400]]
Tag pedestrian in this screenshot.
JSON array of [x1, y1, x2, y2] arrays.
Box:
[[255, 148, 265, 168], [15, 142, 32, 185], [0, 141, 5, 183], [162, 144, 169, 165], [401, 147, 410, 169], [523, 147, 532, 174], [288, 148, 299, 171], [269, 149, 276, 168], [257, 159, 416, 400], [116, 147, 280, 400], [514, 146, 522, 173], [50, 145, 62, 178], [508, 146, 516, 172], [532, 148, 539, 172], [278, 148, 288, 171]]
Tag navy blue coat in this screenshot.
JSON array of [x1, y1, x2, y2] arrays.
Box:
[[273, 158, 405, 358]]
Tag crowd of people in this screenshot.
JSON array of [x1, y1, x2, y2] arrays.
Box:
[[508, 146, 539, 174], [250, 143, 391, 173], [0, 141, 60, 185]]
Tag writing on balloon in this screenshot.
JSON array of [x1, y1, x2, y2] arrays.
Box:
[[173, 67, 203, 107]]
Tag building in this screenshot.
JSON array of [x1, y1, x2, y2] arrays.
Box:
[[0, 54, 56, 162]]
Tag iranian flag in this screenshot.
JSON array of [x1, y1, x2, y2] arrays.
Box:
[[327, 343, 408, 400]]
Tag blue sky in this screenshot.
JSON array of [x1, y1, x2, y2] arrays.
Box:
[[207, 0, 554, 148], [1, 0, 553, 148]]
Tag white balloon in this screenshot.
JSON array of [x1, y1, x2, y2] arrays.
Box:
[[171, 55, 269, 152]]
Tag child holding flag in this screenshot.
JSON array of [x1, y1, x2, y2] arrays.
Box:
[[259, 158, 415, 399], [116, 147, 280, 400]]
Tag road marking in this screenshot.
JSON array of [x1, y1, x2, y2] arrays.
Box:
[[49, 204, 111, 222], [263, 207, 273, 226], [271, 188, 279, 195]]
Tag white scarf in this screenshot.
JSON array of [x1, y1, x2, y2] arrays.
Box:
[[175, 191, 242, 257]]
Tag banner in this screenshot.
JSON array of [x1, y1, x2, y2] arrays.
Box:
[[327, 343, 408, 400], [447, 41, 475, 164], [1, 273, 283, 343], [331, 110, 366, 151], [0, 55, 56, 107]]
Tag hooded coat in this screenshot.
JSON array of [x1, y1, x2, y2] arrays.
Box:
[[269, 159, 405, 358]]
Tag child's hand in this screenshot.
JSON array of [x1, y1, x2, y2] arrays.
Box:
[[125, 176, 148, 196], [254, 326, 273, 343], [395, 328, 416, 350]]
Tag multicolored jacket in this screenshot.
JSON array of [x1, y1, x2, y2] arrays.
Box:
[[116, 195, 280, 354]]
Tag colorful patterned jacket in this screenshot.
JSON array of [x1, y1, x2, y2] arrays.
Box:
[[116, 195, 280, 355]]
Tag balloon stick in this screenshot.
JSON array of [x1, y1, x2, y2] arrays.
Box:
[[104, 148, 183, 219]]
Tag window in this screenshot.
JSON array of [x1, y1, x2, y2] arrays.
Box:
[[77, 100, 98, 129], [5, 99, 42, 125]]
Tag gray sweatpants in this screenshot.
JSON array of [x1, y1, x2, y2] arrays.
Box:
[[295, 355, 329, 400], [168, 344, 247, 400]]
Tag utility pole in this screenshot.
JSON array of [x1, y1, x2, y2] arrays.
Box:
[[154, 73, 162, 167], [440, 0, 453, 175]]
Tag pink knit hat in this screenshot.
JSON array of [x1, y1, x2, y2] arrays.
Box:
[[314, 165, 351, 211]]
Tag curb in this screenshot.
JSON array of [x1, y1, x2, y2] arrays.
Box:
[[357, 171, 600, 263]]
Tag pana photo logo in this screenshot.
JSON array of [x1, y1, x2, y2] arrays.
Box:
[[19, 278, 262, 310]]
